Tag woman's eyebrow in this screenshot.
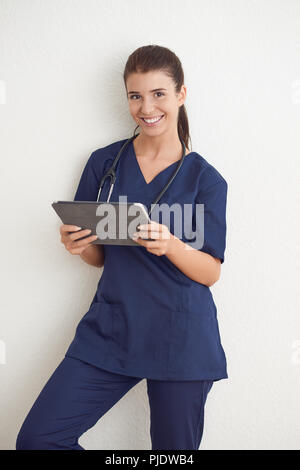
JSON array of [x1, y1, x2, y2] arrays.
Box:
[[127, 88, 167, 95]]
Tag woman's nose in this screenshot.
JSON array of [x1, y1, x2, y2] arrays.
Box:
[[140, 109, 156, 115], [139, 98, 156, 115]]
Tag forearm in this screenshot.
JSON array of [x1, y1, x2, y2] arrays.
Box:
[[80, 244, 105, 268], [165, 235, 221, 287]]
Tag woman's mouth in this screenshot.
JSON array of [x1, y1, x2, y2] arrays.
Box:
[[140, 115, 164, 127]]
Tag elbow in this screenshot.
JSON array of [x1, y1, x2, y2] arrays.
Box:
[[207, 278, 218, 288], [207, 259, 221, 287]]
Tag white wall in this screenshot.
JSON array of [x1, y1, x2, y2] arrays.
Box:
[[1, 0, 300, 450]]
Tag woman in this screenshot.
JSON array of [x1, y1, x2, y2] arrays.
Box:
[[16, 45, 228, 450]]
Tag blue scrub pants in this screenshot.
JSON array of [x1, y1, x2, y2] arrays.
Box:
[[16, 356, 213, 450]]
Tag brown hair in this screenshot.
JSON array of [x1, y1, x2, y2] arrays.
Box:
[[123, 45, 192, 151]]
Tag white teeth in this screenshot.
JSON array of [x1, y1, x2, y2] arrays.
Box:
[[143, 115, 163, 123]]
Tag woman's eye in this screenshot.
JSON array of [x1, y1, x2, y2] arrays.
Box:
[[130, 92, 165, 100]]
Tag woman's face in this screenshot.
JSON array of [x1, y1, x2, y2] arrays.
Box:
[[126, 70, 186, 136]]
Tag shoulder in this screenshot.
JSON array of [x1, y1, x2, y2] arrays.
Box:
[[92, 137, 128, 158], [188, 151, 228, 191], [85, 137, 129, 172]]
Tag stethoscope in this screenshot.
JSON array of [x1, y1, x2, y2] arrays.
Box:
[[96, 132, 187, 217]]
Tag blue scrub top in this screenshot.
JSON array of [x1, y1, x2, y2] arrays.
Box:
[[65, 137, 229, 381]]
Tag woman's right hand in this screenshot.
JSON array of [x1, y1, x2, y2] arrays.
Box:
[[60, 224, 98, 255]]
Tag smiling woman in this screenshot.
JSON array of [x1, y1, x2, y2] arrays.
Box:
[[16, 45, 228, 451], [124, 46, 192, 160]]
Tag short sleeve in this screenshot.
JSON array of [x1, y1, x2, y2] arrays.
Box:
[[73, 151, 100, 202], [195, 178, 228, 264]]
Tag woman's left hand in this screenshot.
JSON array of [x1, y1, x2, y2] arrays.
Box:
[[132, 221, 175, 256]]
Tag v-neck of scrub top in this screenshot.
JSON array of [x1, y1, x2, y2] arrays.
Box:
[[129, 139, 196, 194]]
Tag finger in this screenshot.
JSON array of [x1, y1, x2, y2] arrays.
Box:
[[134, 231, 160, 239], [69, 228, 93, 241], [138, 222, 161, 232], [62, 229, 90, 244], [136, 230, 171, 240], [139, 223, 171, 238], [60, 224, 82, 234], [69, 247, 84, 255], [73, 234, 98, 248], [69, 245, 91, 255]]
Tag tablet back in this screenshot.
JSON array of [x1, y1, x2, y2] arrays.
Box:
[[52, 201, 151, 246]]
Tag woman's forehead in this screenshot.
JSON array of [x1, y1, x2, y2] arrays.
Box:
[[126, 70, 173, 89]]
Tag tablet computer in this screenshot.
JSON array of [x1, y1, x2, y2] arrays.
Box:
[[51, 201, 152, 246]]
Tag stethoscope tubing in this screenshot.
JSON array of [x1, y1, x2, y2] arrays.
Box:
[[96, 133, 186, 217]]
